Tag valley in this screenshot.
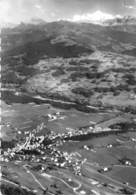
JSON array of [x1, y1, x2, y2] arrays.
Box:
[[1, 20, 136, 195]]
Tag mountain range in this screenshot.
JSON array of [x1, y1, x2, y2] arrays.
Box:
[[1, 19, 136, 109], [2, 18, 136, 60]]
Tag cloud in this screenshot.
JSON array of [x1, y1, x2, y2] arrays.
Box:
[[0, 0, 12, 24], [70, 10, 114, 23], [124, 0, 136, 9], [51, 12, 56, 17], [125, 5, 136, 9], [1, 0, 136, 25], [34, 4, 42, 9], [0, 1, 10, 17]]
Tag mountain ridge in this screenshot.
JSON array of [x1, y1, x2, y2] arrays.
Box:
[[2, 20, 136, 58]]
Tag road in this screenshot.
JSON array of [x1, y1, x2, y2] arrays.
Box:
[[23, 164, 81, 194], [84, 162, 136, 192], [50, 174, 81, 194], [3, 160, 135, 195], [23, 165, 58, 195], [1, 178, 31, 192], [23, 165, 46, 191], [23, 163, 118, 195], [113, 164, 136, 169], [2, 178, 19, 187]]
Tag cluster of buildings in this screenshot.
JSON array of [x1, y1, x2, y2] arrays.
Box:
[[2, 125, 84, 175], [1, 112, 120, 176], [48, 125, 113, 142]]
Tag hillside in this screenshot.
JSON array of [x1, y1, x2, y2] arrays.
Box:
[[1, 20, 136, 195], [1, 21, 136, 110], [2, 20, 136, 56]]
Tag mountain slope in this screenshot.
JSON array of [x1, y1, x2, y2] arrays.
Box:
[[2, 21, 136, 59], [1, 21, 136, 110]]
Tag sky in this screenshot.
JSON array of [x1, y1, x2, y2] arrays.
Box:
[[0, 0, 136, 24]]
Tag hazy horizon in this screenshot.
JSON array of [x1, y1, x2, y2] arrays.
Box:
[[0, 0, 136, 25]]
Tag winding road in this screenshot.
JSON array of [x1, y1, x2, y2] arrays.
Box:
[[23, 164, 81, 194], [84, 162, 136, 192]]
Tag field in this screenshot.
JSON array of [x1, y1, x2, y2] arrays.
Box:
[[1, 20, 136, 195], [1, 96, 136, 195]]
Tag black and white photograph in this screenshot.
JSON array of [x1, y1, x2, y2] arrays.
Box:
[[1, 0, 136, 194]]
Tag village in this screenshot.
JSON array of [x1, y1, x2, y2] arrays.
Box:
[[1, 111, 118, 175], [1, 111, 136, 195]]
